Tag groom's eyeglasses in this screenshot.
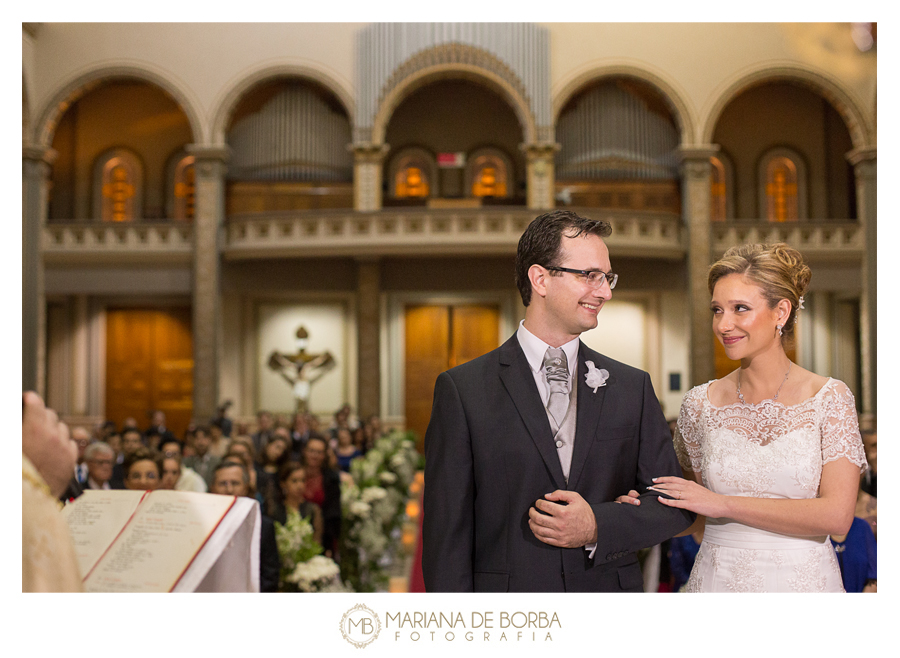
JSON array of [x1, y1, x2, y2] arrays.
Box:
[[546, 266, 618, 290]]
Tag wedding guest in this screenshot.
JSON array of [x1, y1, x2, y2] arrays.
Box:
[[71, 427, 92, 485], [225, 438, 264, 504], [84, 442, 115, 490], [123, 447, 162, 491], [60, 428, 91, 501], [183, 425, 221, 488], [251, 410, 275, 455], [257, 433, 290, 508], [289, 412, 312, 458], [145, 409, 168, 438], [110, 427, 145, 489], [159, 455, 182, 490], [830, 512, 877, 592], [335, 427, 362, 473], [668, 530, 703, 592], [301, 434, 341, 556], [207, 420, 230, 459], [267, 461, 324, 547], [210, 455, 284, 592], [159, 436, 207, 492], [106, 431, 123, 465], [211, 400, 234, 438], [22, 391, 82, 592]]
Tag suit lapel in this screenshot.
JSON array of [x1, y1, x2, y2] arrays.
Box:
[[566, 342, 609, 490], [498, 336, 567, 490]]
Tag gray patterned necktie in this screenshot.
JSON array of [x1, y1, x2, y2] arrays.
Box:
[[543, 347, 570, 430]]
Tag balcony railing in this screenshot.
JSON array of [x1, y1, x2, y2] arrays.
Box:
[[40, 215, 864, 265], [42, 222, 194, 264], [222, 207, 686, 259], [712, 221, 864, 260]]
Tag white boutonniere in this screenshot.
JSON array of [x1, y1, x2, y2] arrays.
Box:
[[585, 361, 609, 393]]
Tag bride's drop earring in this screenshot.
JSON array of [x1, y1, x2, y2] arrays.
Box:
[[776, 323, 783, 337]]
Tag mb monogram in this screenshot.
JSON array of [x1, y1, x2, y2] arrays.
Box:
[[340, 604, 382, 648]]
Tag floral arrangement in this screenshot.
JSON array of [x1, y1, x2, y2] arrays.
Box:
[[274, 511, 347, 592], [339, 430, 421, 592]]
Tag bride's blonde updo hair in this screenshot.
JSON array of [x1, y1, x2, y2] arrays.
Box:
[[707, 243, 811, 341]]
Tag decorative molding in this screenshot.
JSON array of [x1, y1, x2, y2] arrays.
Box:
[[223, 207, 685, 260], [42, 222, 194, 264], [712, 222, 864, 259]]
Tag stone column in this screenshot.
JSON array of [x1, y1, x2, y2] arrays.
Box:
[[70, 294, 90, 416], [521, 142, 559, 210], [847, 147, 876, 415], [356, 258, 381, 419], [352, 143, 390, 212], [22, 146, 56, 394], [679, 145, 719, 387], [186, 145, 230, 423]]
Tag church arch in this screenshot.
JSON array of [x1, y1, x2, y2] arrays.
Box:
[[703, 64, 873, 150], [372, 62, 537, 146], [553, 64, 696, 146], [211, 64, 355, 145], [33, 64, 201, 148]]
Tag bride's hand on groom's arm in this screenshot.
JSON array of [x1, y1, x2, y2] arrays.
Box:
[[648, 476, 727, 518]]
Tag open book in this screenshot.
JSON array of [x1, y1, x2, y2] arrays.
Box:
[[61, 489, 260, 592]]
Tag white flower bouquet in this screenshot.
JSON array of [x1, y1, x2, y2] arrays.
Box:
[[339, 430, 422, 592]]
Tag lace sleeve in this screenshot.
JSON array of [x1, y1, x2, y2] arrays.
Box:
[[819, 380, 868, 473], [673, 385, 706, 473]]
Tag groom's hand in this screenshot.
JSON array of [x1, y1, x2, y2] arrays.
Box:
[[528, 490, 598, 548]]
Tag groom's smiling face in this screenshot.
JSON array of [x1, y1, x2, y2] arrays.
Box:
[[543, 234, 613, 340]]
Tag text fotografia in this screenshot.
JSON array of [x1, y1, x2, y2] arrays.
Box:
[[386, 611, 561, 642]]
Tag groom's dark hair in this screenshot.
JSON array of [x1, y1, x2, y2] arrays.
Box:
[[515, 210, 612, 306]]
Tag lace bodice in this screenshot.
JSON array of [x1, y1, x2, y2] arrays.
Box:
[[674, 378, 867, 500]]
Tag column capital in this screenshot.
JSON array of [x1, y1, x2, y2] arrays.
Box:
[[186, 144, 231, 160], [846, 146, 876, 167], [519, 141, 560, 159], [677, 144, 720, 162], [22, 145, 57, 166], [350, 142, 390, 163]]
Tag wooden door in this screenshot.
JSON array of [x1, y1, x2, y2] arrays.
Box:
[[404, 304, 499, 450], [106, 308, 193, 438]]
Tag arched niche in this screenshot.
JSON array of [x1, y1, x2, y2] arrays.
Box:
[[711, 79, 856, 220], [45, 77, 195, 221], [224, 76, 352, 183], [372, 62, 536, 147], [381, 77, 525, 201], [34, 65, 201, 148], [703, 65, 873, 151], [211, 65, 355, 145], [92, 147, 144, 221], [553, 65, 695, 146]]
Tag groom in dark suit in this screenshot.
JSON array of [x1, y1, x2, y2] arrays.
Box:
[[422, 210, 694, 592]]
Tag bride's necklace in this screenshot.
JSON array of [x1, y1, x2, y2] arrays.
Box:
[[737, 362, 792, 405]]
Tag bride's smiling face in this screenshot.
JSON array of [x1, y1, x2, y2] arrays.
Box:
[[710, 274, 785, 360]]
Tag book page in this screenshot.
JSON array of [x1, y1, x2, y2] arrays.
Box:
[[82, 490, 236, 593], [61, 489, 147, 580]]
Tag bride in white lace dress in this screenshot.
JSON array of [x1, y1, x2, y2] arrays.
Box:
[[646, 244, 867, 592]]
